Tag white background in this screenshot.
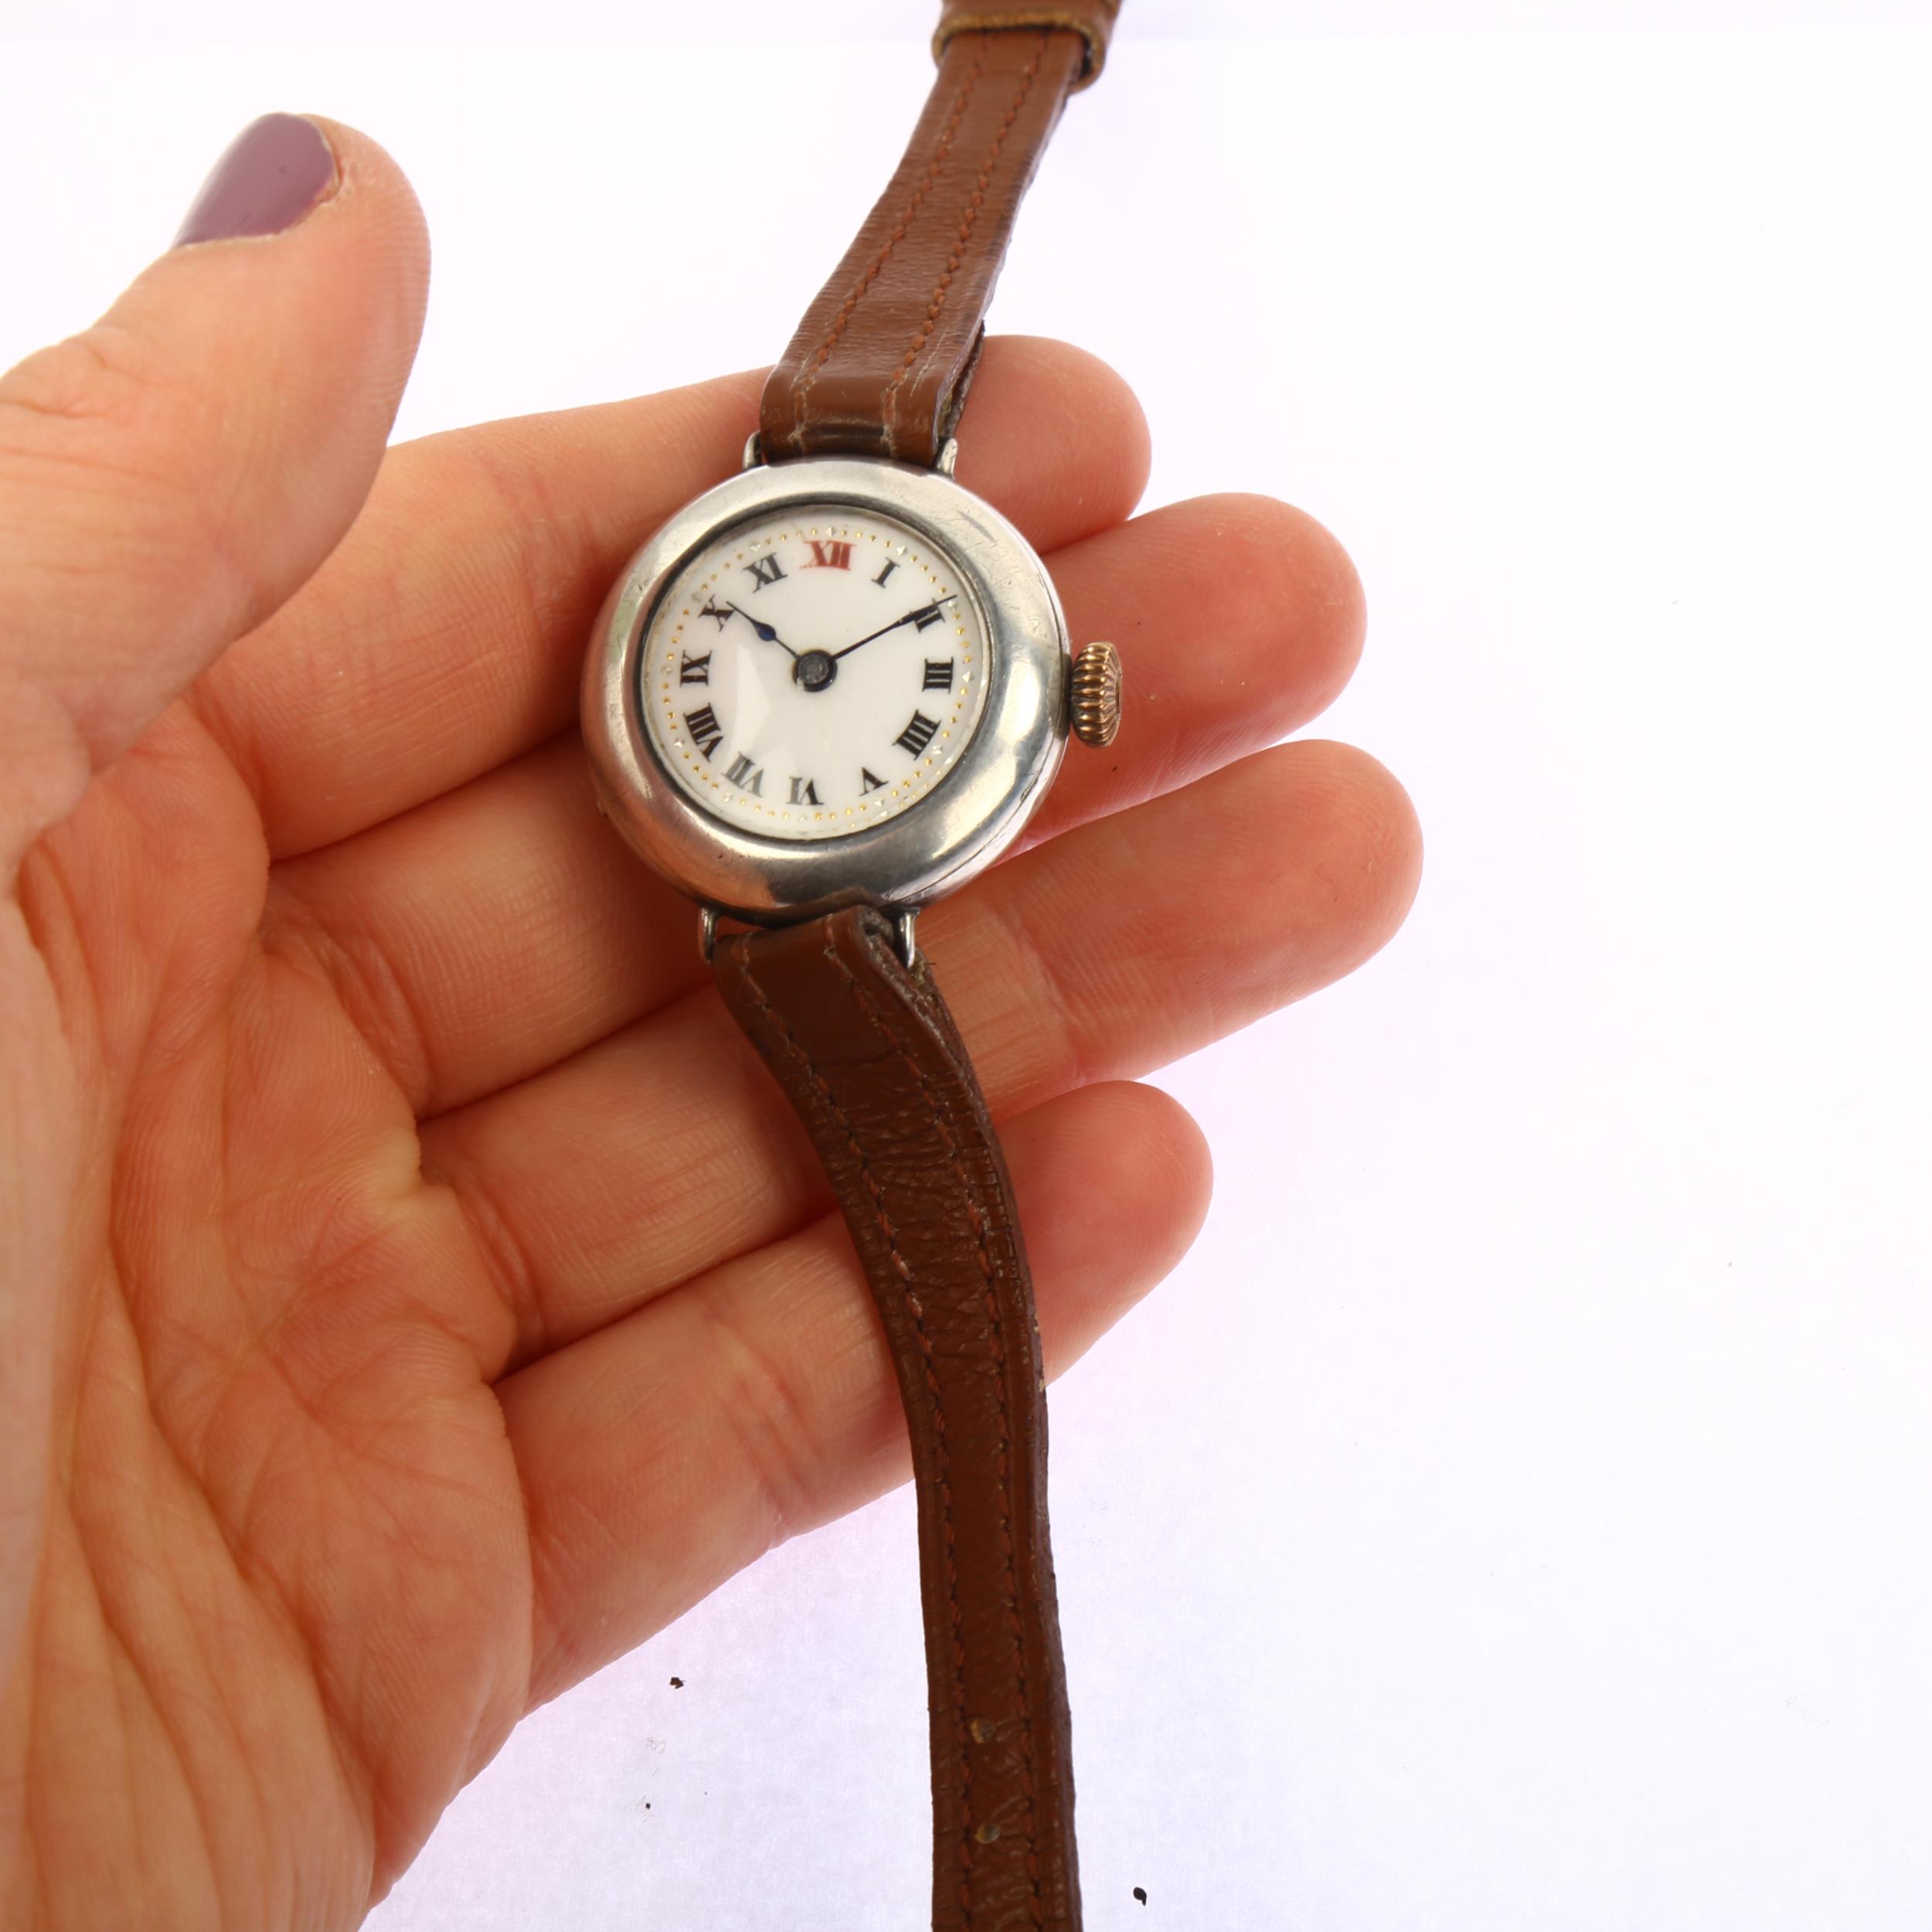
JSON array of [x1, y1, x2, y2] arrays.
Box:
[[4, 4, 1930, 1927]]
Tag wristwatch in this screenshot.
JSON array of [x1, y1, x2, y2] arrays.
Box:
[[581, 6, 1124, 1926]]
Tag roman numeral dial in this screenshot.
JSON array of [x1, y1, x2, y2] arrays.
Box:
[[683, 705, 723, 760], [641, 510, 988, 842], [895, 710, 940, 757]]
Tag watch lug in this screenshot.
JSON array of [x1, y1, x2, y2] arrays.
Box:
[[741, 432, 764, 471], [702, 903, 917, 970], [934, 437, 959, 479], [893, 906, 920, 971]]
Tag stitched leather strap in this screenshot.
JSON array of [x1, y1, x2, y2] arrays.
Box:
[[757, 23, 1095, 468], [713, 909, 1081, 1932], [933, 1, 1121, 86]]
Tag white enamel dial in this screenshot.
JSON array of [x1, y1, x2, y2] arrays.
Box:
[[638, 506, 989, 842]]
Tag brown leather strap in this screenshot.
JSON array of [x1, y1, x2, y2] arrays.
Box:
[[933, 1, 1121, 86], [757, 24, 1093, 468], [714, 909, 1081, 1932]]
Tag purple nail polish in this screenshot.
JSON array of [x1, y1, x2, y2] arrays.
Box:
[[172, 114, 338, 248]]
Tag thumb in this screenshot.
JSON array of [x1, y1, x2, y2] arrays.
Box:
[[0, 113, 429, 869]]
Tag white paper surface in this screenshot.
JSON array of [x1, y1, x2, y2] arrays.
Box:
[[3, 8, 1927, 1927]]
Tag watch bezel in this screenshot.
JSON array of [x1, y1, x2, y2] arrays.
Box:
[[583, 455, 1070, 923]]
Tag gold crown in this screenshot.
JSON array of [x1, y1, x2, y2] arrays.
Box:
[[1070, 641, 1123, 748]]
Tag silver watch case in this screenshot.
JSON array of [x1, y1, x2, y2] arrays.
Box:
[[583, 454, 1070, 924]]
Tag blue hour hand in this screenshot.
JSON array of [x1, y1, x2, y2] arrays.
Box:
[[700, 597, 801, 659]]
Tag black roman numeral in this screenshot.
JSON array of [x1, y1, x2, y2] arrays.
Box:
[[909, 602, 947, 631], [684, 706, 723, 760], [679, 651, 711, 685], [698, 598, 733, 629], [787, 777, 821, 806], [874, 559, 900, 588], [745, 554, 785, 591], [894, 711, 940, 757], [860, 767, 886, 794], [922, 658, 954, 691], [724, 753, 764, 794], [806, 540, 852, 570]]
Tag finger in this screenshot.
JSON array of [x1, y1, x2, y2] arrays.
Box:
[[495, 1078, 1212, 1703], [0, 115, 427, 868], [266, 493, 1366, 1116], [417, 741, 1420, 1371], [1022, 492, 1366, 845], [196, 335, 1152, 859]]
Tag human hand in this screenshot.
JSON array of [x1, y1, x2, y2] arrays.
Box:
[[0, 115, 1420, 1928]]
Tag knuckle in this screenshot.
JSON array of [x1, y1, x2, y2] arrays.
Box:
[[697, 1287, 822, 1550], [262, 890, 440, 1112], [0, 321, 169, 440], [0, 320, 251, 645], [972, 892, 1094, 1107]]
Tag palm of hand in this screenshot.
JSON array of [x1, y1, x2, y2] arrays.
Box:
[[0, 123, 1418, 1930], [14, 702, 530, 1929]]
